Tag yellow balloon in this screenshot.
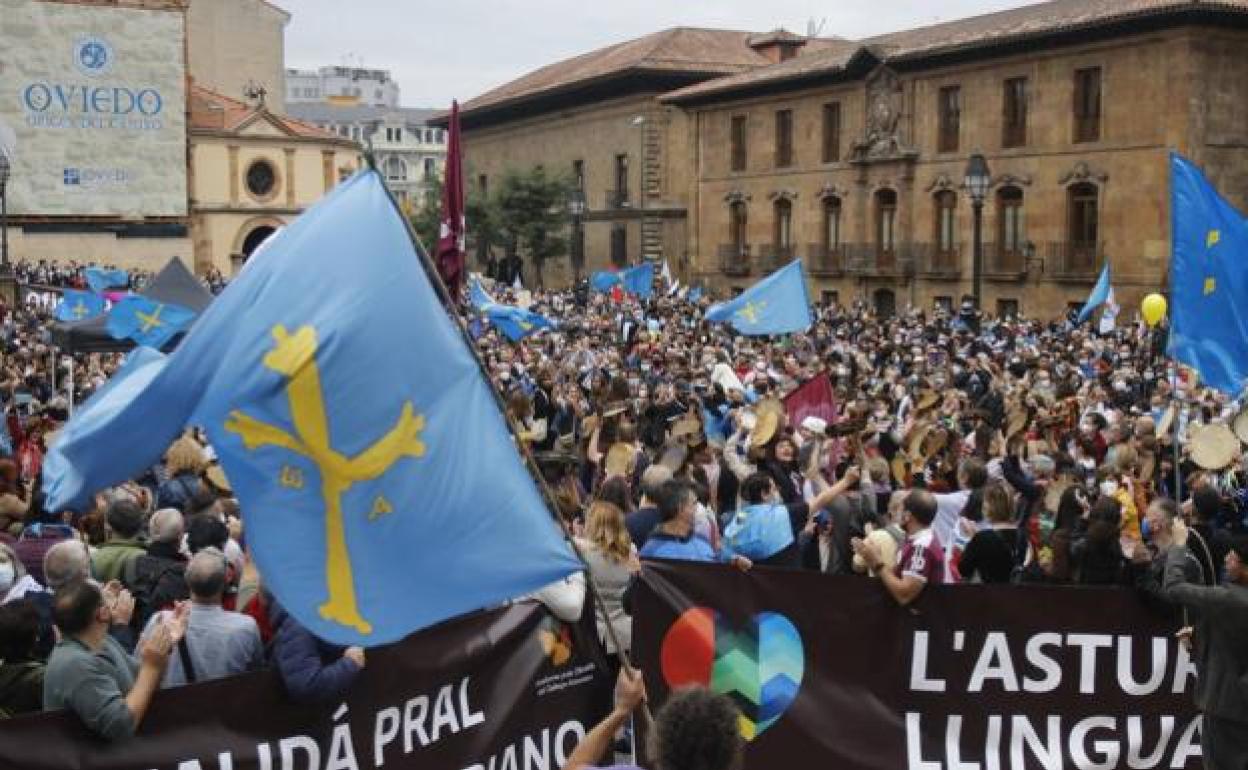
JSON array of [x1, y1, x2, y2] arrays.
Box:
[[1141, 293, 1168, 327]]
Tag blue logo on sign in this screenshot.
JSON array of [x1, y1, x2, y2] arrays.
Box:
[[64, 169, 80, 186], [74, 37, 113, 76]]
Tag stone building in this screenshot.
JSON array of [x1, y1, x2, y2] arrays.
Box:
[[436, 27, 845, 287], [447, 0, 1248, 316], [188, 86, 361, 274], [286, 66, 401, 109]]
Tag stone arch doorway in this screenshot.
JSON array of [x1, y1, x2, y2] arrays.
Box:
[[230, 216, 286, 274], [241, 225, 277, 259]]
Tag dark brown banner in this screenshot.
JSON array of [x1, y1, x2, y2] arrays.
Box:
[[634, 561, 1203, 770], [0, 602, 611, 770]]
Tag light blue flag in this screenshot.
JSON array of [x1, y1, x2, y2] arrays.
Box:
[[590, 270, 621, 293], [1076, 264, 1111, 324], [485, 304, 556, 342], [1169, 152, 1248, 395], [84, 267, 129, 293], [106, 296, 198, 349], [42, 170, 581, 645], [43, 347, 170, 510], [54, 290, 106, 323], [469, 277, 495, 311], [687, 286, 704, 303], [622, 263, 654, 298], [704, 260, 812, 336]]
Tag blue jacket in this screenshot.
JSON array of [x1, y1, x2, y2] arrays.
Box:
[[268, 600, 361, 704]]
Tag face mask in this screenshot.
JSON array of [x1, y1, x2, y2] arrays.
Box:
[[1099, 480, 1119, 497], [0, 563, 14, 593]]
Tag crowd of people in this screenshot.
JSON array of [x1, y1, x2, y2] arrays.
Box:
[[14, 260, 229, 295], [0, 263, 1242, 769]]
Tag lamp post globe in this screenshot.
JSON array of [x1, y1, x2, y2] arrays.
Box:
[[963, 153, 991, 309]]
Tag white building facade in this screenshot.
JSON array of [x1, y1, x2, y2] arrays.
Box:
[[286, 66, 400, 108], [285, 103, 447, 205]]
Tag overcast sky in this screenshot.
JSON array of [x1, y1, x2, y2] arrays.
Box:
[[276, 0, 1033, 108]]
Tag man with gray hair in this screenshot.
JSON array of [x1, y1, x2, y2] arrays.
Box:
[[625, 464, 674, 548], [126, 509, 189, 634], [42, 540, 92, 592], [139, 548, 262, 688]]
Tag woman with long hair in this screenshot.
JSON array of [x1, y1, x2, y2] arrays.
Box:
[[574, 500, 638, 663]]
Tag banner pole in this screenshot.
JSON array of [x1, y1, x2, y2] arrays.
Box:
[[375, 169, 655, 742]]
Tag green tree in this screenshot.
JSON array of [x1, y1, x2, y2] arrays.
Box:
[[409, 172, 501, 273], [408, 175, 443, 252], [493, 167, 572, 288]]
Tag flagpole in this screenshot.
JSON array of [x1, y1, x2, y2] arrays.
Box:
[[375, 167, 656, 735]]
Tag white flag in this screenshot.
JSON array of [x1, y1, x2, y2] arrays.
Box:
[[667, 279, 681, 297], [1099, 287, 1119, 334], [661, 260, 673, 286]]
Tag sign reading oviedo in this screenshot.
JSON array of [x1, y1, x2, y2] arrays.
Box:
[[633, 561, 1204, 770], [0, 0, 188, 217]]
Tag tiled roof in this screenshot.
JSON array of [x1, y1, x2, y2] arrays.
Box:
[[663, 0, 1248, 104], [189, 85, 345, 141], [454, 27, 841, 120]]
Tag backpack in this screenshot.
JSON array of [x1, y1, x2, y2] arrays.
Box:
[[125, 555, 188, 633]]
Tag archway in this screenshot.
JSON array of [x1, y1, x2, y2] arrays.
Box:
[[241, 226, 277, 260]]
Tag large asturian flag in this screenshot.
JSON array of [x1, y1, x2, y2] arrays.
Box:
[[84, 267, 129, 293], [435, 100, 466, 296], [1169, 152, 1248, 395], [43, 171, 581, 645], [704, 260, 813, 336], [54, 290, 105, 323], [622, 262, 655, 299], [106, 296, 197, 349]]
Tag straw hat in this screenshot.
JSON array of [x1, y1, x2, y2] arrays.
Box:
[[914, 390, 940, 413], [750, 410, 780, 448], [890, 455, 911, 486], [604, 443, 635, 477], [669, 417, 703, 446], [1005, 407, 1029, 440], [1232, 408, 1248, 446], [1189, 423, 1239, 470], [204, 464, 233, 495], [907, 422, 933, 458]]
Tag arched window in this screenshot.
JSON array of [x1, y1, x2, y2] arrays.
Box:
[[1068, 183, 1099, 269], [774, 198, 793, 255], [729, 202, 748, 254], [822, 196, 842, 251], [934, 190, 957, 254], [875, 189, 897, 257], [385, 156, 407, 182], [998, 186, 1025, 255]]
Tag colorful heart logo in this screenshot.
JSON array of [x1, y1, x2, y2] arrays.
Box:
[[660, 607, 804, 740]]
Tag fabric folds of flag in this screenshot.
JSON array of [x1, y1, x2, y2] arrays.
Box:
[[106, 296, 197, 349], [1076, 264, 1111, 324], [590, 271, 621, 293], [484, 304, 556, 342], [469, 276, 495, 311], [42, 170, 581, 645], [704, 260, 812, 336], [84, 267, 129, 293], [435, 100, 466, 296], [622, 263, 654, 299], [54, 290, 106, 322], [687, 286, 703, 303], [1169, 152, 1248, 395]]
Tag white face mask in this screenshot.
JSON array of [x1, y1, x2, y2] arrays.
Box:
[[0, 562, 14, 593], [1099, 480, 1120, 498]]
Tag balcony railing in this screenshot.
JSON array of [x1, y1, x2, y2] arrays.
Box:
[[807, 244, 846, 276], [718, 244, 752, 276], [757, 245, 795, 274], [984, 242, 1027, 279], [1045, 240, 1104, 280], [912, 243, 962, 278], [604, 189, 631, 209], [844, 243, 914, 277]]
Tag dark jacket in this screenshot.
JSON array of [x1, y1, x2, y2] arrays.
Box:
[[156, 473, 203, 513], [1164, 545, 1248, 724], [0, 658, 44, 718], [269, 600, 361, 704]]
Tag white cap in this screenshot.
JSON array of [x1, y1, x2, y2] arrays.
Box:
[[800, 416, 828, 434]]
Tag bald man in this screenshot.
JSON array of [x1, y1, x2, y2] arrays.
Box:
[[139, 548, 262, 688]]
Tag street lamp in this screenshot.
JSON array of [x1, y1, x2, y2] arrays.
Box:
[[0, 149, 14, 307], [567, 187, 586, 283], [963, 152, 991, 308], [631, 114, 646, 264]]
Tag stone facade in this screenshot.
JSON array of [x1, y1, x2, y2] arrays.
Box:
[[186, 0, 289, 110], [448, 4, 1248, 318], [460, 93, 694, 287], [684, 26, 1248, 317]]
